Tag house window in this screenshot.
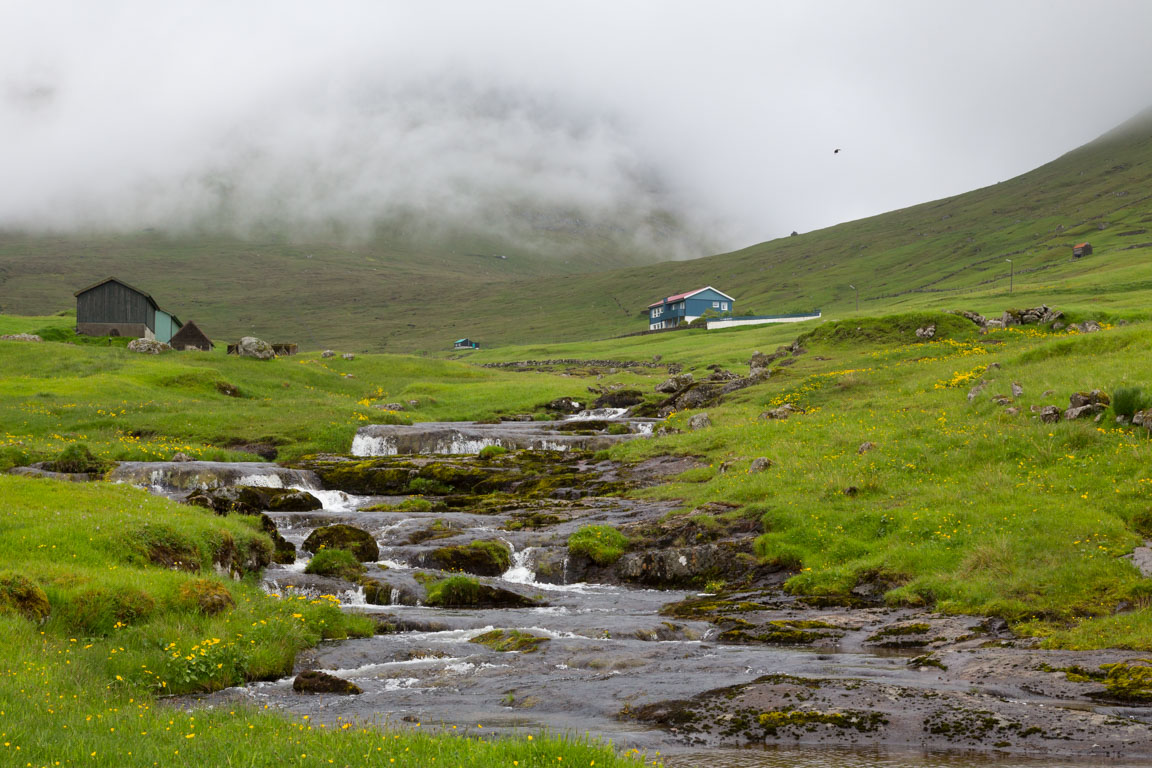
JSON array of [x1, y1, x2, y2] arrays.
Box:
[[721, 302, 728, 311], [712, 301, 720, 308]]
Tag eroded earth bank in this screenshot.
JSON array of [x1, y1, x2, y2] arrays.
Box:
[[113, 416, 1152, 766]]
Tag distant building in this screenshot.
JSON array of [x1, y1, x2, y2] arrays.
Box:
[[454, 338, 479, 350], [169, 321, 213, 351], [74, 277, 182, 342], [647, 286, 735, 330], [1073, 242, 1093, 258]]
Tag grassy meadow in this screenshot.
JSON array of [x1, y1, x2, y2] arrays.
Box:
[[0, 475, 648, 768], [0, 313, 656, 469], [2, 108, 1152, 352]]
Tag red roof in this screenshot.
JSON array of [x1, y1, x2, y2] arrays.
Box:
[[1074, 242, 1090, 248]]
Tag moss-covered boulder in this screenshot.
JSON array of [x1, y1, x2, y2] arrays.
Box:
[[470, 629, 550, 653], [304, 549, 365, 580], [177, 578, 236, 615], [304, 524, 379, 562], [0, 573, 50, 622], [424, 575, 543, 609], [426, 540, 511, 576], [292, 670, 362, 695]]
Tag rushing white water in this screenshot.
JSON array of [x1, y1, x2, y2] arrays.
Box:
[[566, 408, 629, 421], [502, 546, 537, 585]]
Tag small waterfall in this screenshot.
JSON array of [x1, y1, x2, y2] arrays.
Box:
[[502, 545, 538, 585]]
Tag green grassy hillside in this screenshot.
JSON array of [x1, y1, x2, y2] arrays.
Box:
[[454, 106, 1152, 345], [3, 109, 1152, 352]]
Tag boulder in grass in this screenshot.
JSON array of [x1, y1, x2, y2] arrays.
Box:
[[687, 413, 712, 431], [0, 333, 42, 342], [292, 670, 362, 695], [237, 336, 275, 360], [127, 338, 172, 354]]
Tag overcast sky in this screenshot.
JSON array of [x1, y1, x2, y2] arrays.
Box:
[[3, 0, 1152, 254]]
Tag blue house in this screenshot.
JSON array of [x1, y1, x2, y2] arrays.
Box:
[[647, 286, 735, 330]]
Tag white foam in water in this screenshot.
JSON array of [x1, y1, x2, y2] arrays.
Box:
[[567, 408, 628, 421], [378, 559, 411, 570], [303, 489, 360, 513], [502, 546, 537, 585]]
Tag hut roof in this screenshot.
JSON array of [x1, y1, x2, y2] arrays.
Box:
[[169, 320, 213, 349], [73, 277, 160, 310]]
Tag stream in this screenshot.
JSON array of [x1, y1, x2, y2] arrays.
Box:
[[111, 416, 1152, 767]]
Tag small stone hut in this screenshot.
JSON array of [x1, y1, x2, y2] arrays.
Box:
[[168, 321, 213, 351]]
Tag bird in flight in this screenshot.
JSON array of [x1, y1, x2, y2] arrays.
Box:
[[834, 148, 841, 154]]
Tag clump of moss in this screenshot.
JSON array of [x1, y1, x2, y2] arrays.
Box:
[[424, 575, 485, 607], [55, 585, 155, 635], [305, 549, 366, 581], [478, 445, 509, 460], [1098, 659, 1152, 701], [0, 572, 50, 622], [177, 578, 236, 615], [48, 443, 110, 474], [470, 629, 550, 653], [568, 525, 629, 566]]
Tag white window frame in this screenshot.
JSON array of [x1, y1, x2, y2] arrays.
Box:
[[712, 301, 720, 308], [721, 302, 728, 311]]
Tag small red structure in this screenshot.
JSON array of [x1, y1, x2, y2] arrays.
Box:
[[1073, 242, 1093, 258]]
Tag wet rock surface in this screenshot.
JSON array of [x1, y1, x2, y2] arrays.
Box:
[[123, 441, 1152, 763], [350, 414, 656, 456]]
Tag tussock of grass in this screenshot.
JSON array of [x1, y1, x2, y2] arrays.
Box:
[[569, 525, 630, 566]]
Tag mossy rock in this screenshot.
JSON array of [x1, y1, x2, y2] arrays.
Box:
[[292, 670, 362, 695], [177, 578, 236, 615], [0, 573, 50, 622], [470, 629, 550, 653], [304, 524, 379, 562], [426, 540, 512, 576], [305, 549, 365, 580], [187, 486, 321, 515], [424, 575, 543, 609]]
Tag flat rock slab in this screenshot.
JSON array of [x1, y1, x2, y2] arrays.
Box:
[[633, 646, 1152, 758]]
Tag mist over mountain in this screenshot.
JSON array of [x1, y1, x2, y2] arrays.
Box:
[[2, 64, 720, 259]]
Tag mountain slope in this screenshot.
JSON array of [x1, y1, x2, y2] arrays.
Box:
[[3, 107, 1152, 351]]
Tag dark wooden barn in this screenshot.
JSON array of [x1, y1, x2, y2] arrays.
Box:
[[1073, 242, 1093, 258], [74, 277, 159, 339], [169, 321, 214, 351]]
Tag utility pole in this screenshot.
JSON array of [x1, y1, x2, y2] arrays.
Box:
[[848, 284, 859, 312], [1005, 259, 1013, 295]]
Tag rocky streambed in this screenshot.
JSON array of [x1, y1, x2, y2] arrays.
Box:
[[107, 418, 1152, 767]]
